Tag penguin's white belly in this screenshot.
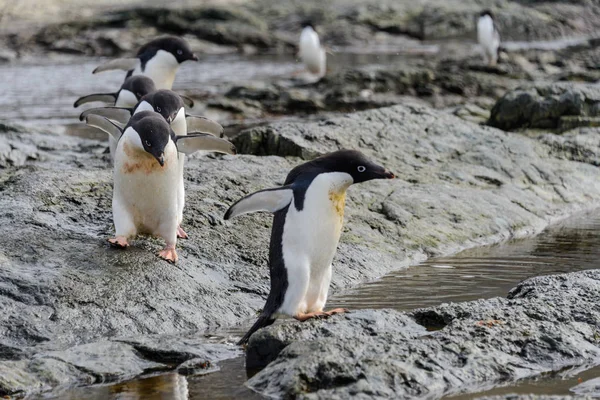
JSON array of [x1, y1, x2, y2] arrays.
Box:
[[170, 110, 187, 225], [477, 16, 499, 62], [113, 140, 178, 236], [109, 90, 139, 162], [299, 29, 326, 76], [132, 50, 178, 90], [279, 173, 351, 316]]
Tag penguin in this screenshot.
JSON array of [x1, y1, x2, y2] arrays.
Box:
[[73, 75, 157, 110], [92, 36, 198, 90], [82, 90, 231, 240], [224, 150, 395, 344], [298, 22, 327, 78], [477, 10, 501, 66], [85, 111, 236, 263], [74, 75, 195, 109]]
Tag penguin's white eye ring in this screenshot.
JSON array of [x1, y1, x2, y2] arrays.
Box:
[[177, 49, 183, 55], [156, 106, 161, 112], [145, 140, 151, 147], [357, 166, 366, 172]]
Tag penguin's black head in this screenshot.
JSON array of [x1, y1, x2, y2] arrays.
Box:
[[139, 90, 184, 123], [138, 36, 198, 64], [294, 149, 395, 185], [301, 20, 315, 29], [121, 76, 157, 101], [480, 10, 494, 19], [127, 111, 172, 166]]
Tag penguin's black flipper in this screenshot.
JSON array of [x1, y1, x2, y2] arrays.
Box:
[[175, 134, 236, 155], [73, 93, 117, 108], [180, 95, 195, 108], [224, 186, 294, 220], [79, 107, 133, 123], [93, 58, 140, 74], [84, 115, 123, 141], [237, 314, 276, 345], [185, 115, 223, 137]]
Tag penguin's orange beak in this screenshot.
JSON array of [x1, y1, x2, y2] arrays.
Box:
[[384, 170, 395, 179]]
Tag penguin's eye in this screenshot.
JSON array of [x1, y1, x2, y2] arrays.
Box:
[[156, 106, 162, 112], [357, 166, 366, 173], [145, 140, 151, 147], [177, 49, 183, 55]]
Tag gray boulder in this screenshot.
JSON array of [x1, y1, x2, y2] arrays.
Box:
[[246, 270, 600, 399], [488, 83, 600, 131]]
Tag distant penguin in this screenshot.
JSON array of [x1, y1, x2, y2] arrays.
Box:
[[82, 90, 231, 240], [298, 22, 327, 78], [93, 36, 198, 90], [477, 10, 501, 66], [85, 111, 236, 263], [225, 150, 395, 344], [73, 75, 157, 110]]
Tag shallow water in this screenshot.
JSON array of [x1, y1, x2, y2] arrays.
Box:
[[0, 51, 411, 133], [34, 210, 600, 399]]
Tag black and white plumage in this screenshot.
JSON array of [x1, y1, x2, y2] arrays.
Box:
[[92, 36, 198, 90], [82, 89, 232, 240], [85, 111, 234, 263], [225, 150, 395, 344], [74, 75, 157, 109], [477, 10, 501, 66]]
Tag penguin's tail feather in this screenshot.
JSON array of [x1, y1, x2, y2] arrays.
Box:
[[237, 314, 276, 346]]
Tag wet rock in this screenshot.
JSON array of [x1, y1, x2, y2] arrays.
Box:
[[476, 396, 588, 400], [571, 377, 600, 397], [247, 270, 600, 398], [488, 83, 600, 131], [4, 104, 600, 395], [246, 309, 427, 371]]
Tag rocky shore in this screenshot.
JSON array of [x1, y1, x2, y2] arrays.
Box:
[[2, 0, 600, 397], [246, 270, 600, 398], [2, 101, 600, 396]]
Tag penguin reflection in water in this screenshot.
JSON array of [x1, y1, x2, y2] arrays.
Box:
[[225, 150, 395, 344], [86, 111, 236, 263]]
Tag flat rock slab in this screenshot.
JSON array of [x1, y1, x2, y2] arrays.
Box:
[[247, 270, 600, 399], [2, 102, 600, 395]]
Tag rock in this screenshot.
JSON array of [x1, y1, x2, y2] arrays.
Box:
[[10, 0, 600, 57], [476, 396, 589, 400], [488, 83, 600, 131], [246, 309, 427, 370], [4, 104, 600, 395], [571, 377, 600, 397], [246, 270, 600, 398]]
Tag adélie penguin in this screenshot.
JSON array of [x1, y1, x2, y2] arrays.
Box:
[[85, 111, 236, 263], [93, 36, 198, 90], [73, 75, 157, 109], [477, 10, 501, 66], [224, 150, 395, 344], [82, 90, 231, 240], [298, 22, 326, 78]]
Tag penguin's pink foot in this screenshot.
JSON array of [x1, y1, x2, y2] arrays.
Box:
[[108, 236, 129, 248], [324, 308, 349, 316], [294, 311, 329, 322], [158, 245, 178, 263], [177, 226, 189, 239]]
